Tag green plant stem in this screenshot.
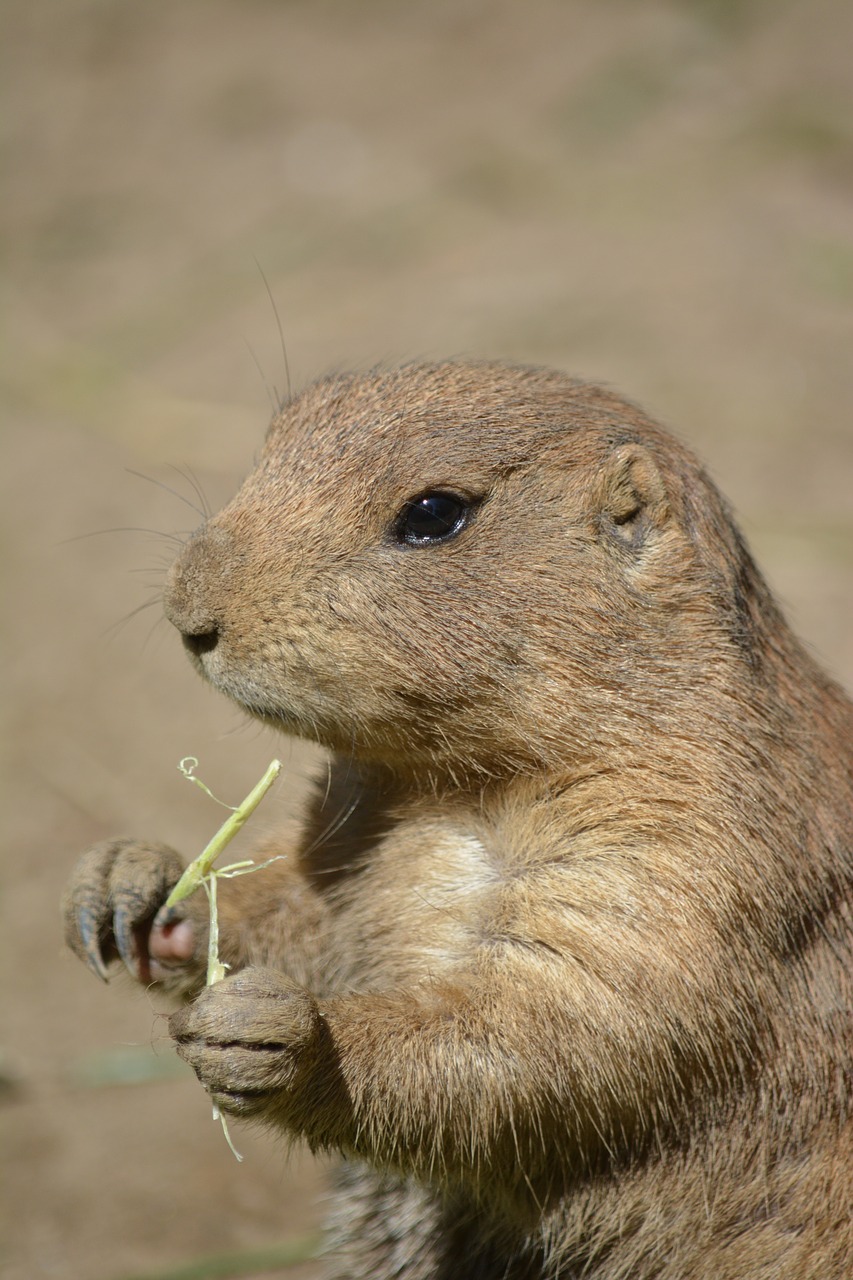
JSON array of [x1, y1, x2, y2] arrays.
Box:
[[161, 757, 283, 1161], [165, 759, 282, 908]]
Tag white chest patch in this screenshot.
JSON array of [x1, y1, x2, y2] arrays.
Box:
[[350, 828, 498, 985]]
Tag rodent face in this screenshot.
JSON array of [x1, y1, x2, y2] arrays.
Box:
[[163, 362, 740, 779]]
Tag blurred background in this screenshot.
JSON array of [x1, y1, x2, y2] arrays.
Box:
[[3, 1, 852, 1277]]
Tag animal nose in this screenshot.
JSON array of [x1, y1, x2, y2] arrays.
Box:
[[163, 570, 221, 653], [162, 524, 229, 656], [181, 626, 220, 657]]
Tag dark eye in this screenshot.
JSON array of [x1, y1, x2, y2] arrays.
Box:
[[394, 491, 471, 546]]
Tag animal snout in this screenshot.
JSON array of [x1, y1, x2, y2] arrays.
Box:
[[163, 523, 235, 658]]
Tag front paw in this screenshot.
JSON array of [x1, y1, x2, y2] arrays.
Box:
[[169, 967, 320, 1118], [62, 838, 203, 985]]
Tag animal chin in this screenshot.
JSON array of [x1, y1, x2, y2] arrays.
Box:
[[230, 691, 310, 739], [216, 671, 333, 744]]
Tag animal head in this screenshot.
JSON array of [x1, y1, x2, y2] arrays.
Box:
[[163, 361, 776, 781]]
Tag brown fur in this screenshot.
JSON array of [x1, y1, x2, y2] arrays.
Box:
[[64, 361, 853, 1278]]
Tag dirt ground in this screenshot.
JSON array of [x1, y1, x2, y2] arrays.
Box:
[[2, 2, 852, 1278]]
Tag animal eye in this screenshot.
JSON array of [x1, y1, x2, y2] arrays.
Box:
[[394, 491, 471, 546]]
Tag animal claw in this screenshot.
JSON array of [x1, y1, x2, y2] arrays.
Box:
[[77, 908, 110, 982], [112, 904, 139, 979]]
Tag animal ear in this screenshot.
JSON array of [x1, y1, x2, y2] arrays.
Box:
[[598, 444, 668, 541]]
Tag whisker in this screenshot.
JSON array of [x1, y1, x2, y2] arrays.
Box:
[[168, 464, 213, 521], [254, 256, 292, 409], [244, 337, 278, 416], [64, 527, 187, 546], [126, 468, 207, 522], [140, 613, 171, 654], [127, 561, 175, 575], [302, 792, 361, 859], [220, 715, 271, 745], [320, 756, 334, 810], [101, 596, 162, 639]]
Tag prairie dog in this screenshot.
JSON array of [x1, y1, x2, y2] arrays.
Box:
[[64, 361, 853, 1279]]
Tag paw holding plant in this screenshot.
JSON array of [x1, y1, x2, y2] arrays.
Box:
[[63, 758, 323, 1156]]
